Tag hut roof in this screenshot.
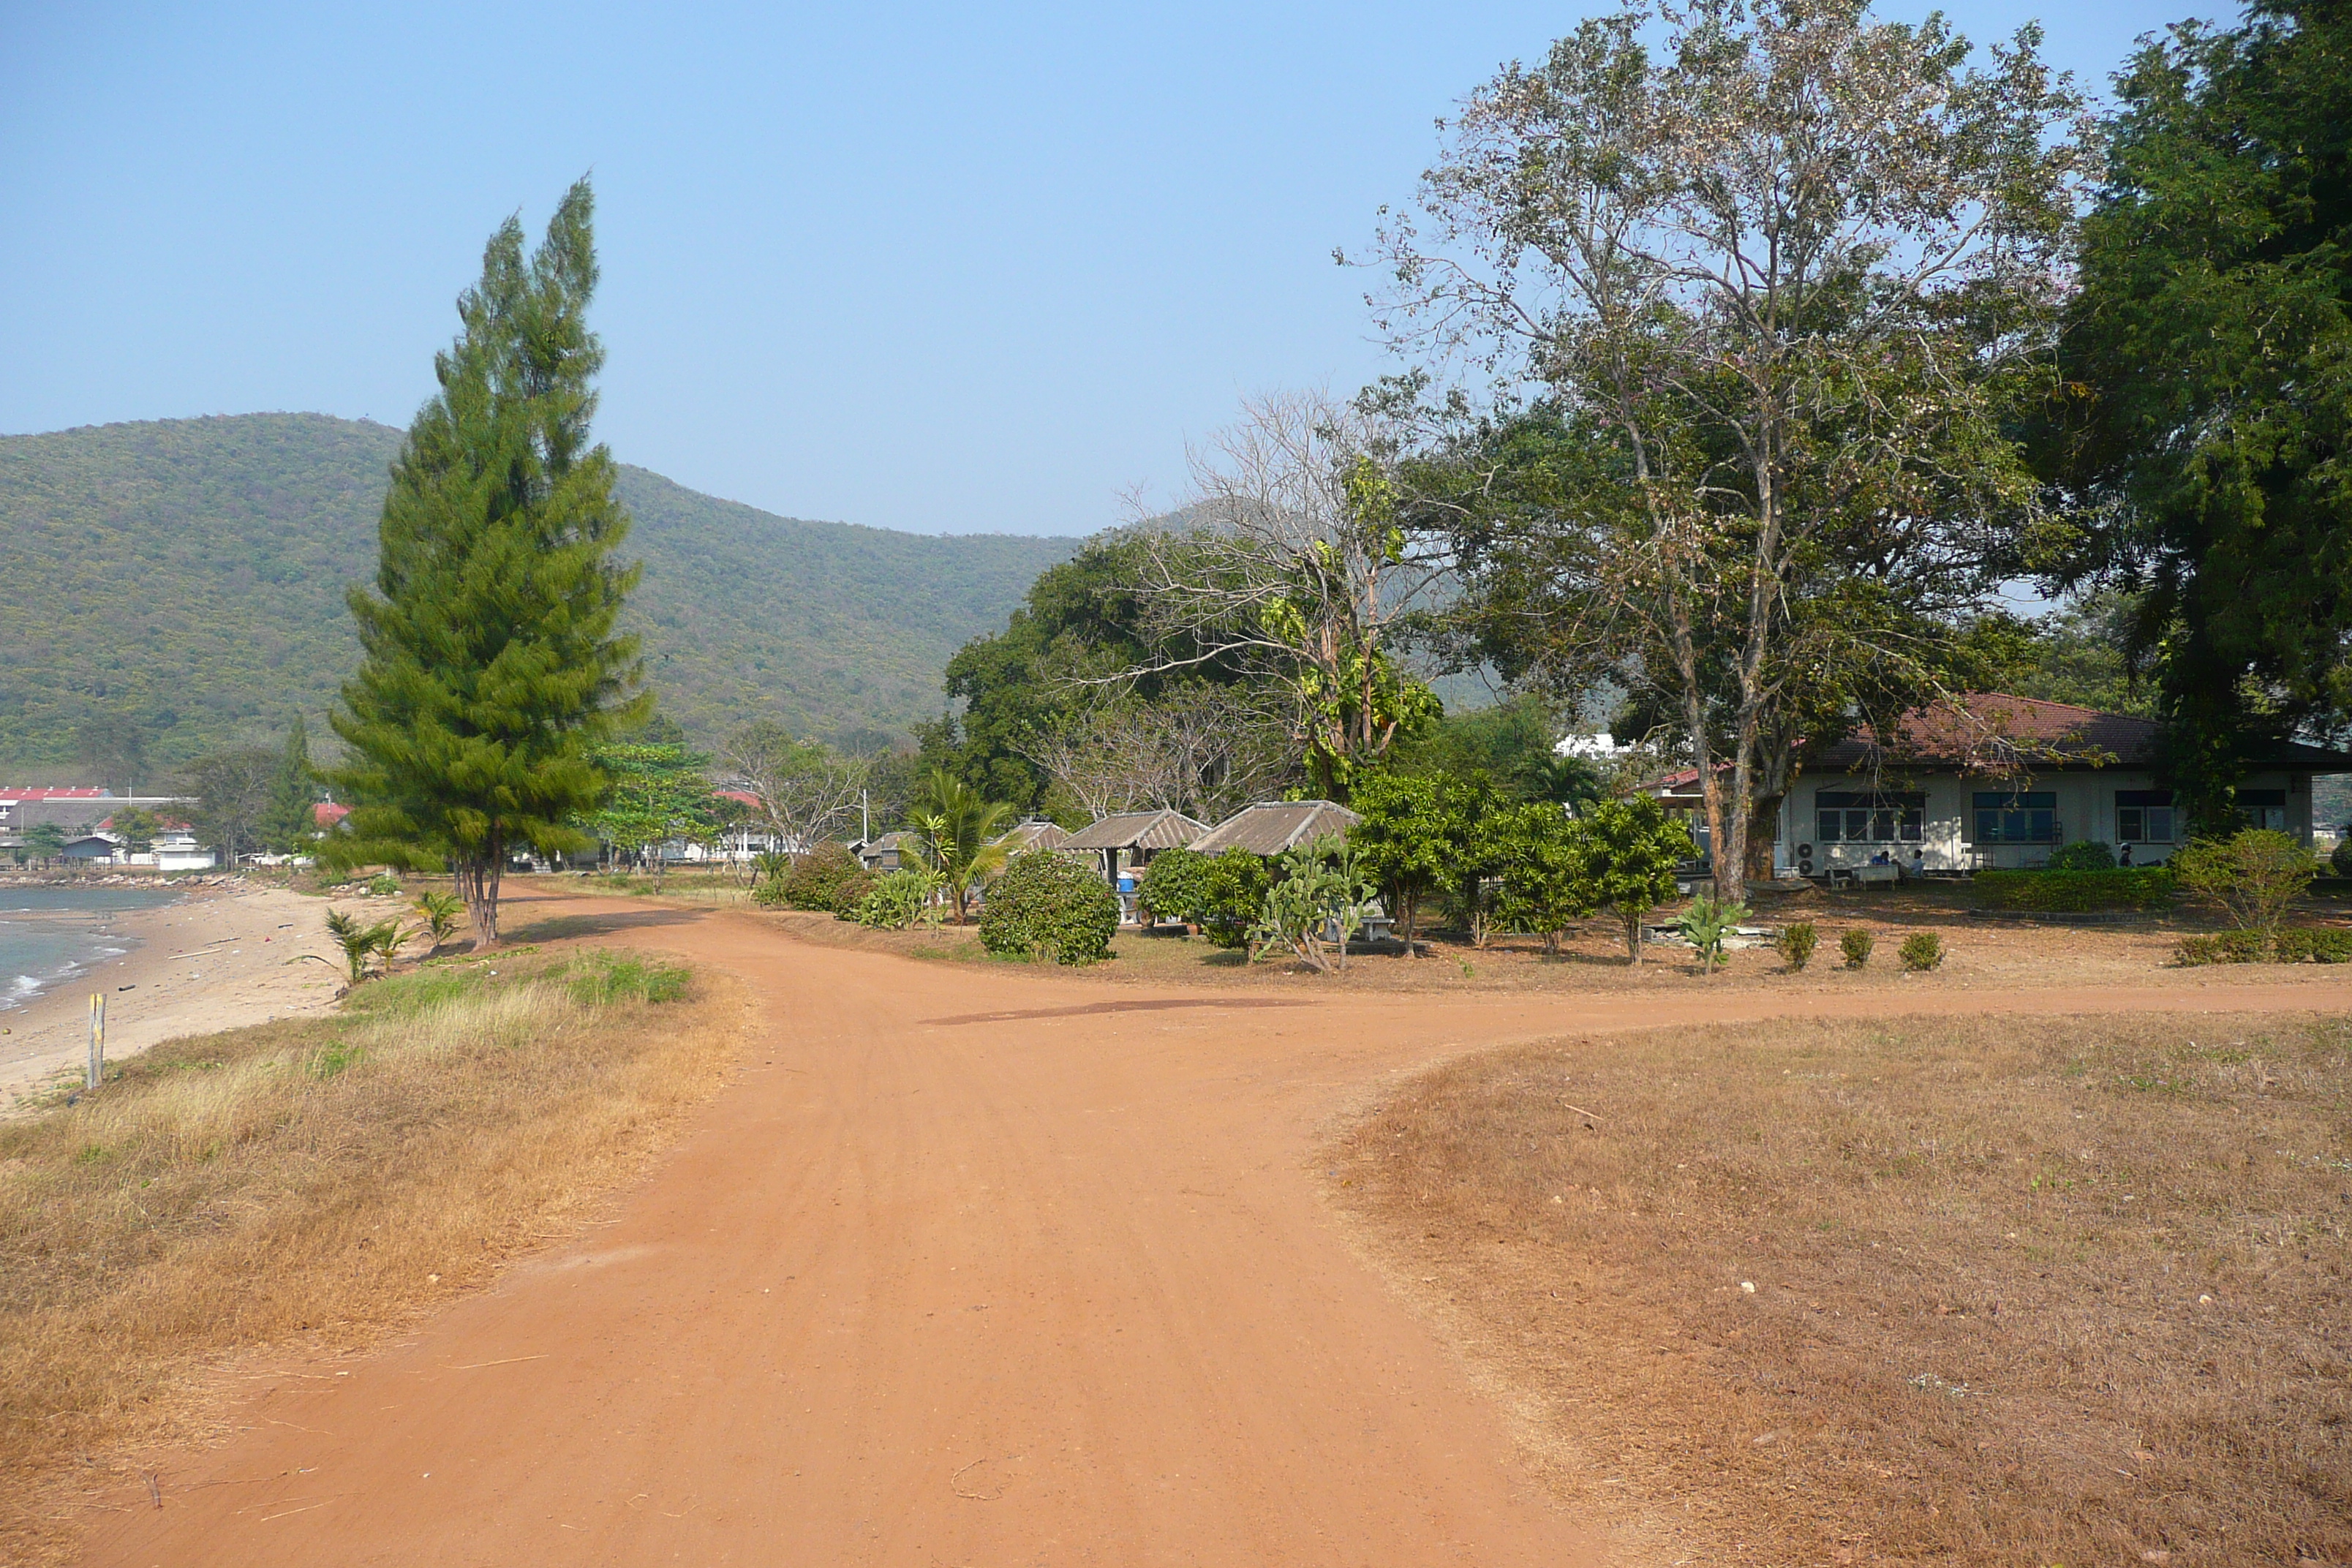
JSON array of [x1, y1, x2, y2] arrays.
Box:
[[1188, 800, 1362, 857], [995, 819, 1073, 853], [1058, 809, 1207, 853]]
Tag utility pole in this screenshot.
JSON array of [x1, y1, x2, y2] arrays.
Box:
[[861, 789, 870, 844]]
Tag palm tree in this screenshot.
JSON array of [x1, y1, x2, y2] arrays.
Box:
[[902, 770, 1014, 924]]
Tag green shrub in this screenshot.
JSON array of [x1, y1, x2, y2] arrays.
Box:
[[2272, 927, 2352, 964], [2169, 830, 2319, 937], [1136, 847, 1213, 927], [2332, 837, 2352, 878], [2046, 840, 2116, 871], [1778, 921, 1818, 971], [1898, 932, 1944, 971], [779, 842, 872, 913], [366, 872, 402, 897], [853, 869, 940, 930], [1199, 848, 1274, 949], [2175, 930, 2270, 965], [978, 851, 1120, 965], [1973, 868, 2176, 912], [1840, 928, 1874, 968], [1675, 895, 1750, 973]]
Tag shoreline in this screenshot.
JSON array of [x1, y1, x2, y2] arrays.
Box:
[[0, 883, 350, 1105]]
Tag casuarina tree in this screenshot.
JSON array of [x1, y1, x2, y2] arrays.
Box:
[[328, 178, 644, 946]]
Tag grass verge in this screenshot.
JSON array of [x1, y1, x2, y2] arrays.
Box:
[[0, 949, 742, 1564], [1325, 1010, 2351, 1567]]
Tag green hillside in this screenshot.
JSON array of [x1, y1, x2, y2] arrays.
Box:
[[0, 414, 1076, 769]]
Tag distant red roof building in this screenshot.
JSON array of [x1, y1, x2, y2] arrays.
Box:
[[714, 789, 761, 810], [314, 802, 353, 829], [0, 787, 110, 799]]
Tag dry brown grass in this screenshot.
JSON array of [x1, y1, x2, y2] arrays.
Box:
[[0, 949, 745, 1564], [1324, 1009, 2352, 1567]]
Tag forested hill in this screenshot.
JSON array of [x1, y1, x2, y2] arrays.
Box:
[[0, 413, 1077, 769]]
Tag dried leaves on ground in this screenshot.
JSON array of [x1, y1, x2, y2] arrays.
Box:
[[1327, 1011, 2351, 1567]]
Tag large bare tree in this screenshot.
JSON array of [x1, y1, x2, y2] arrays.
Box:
[[723, 721, 871, 855], [1018, 685, 1297, 823], [1123, 390, 1451, 800], [1365, 0, 2090, 896]]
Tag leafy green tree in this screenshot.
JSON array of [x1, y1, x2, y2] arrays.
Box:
[[901, 770, 1014, 924], [1491, 802, 1589, 954], [181, 746, 279, 867], [1567, 796, 1694, 965], [1372, 0, 2089, 895], [106, 806, 165, 851], [581, 743, 716, 878], [326, 179, 644, 947], [2046, 1, 2352, 824], [23, 821, 67, 865], [263, 714, 317, 855], [1347, 771, 1450, 949]]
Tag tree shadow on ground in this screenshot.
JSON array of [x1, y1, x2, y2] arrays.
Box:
[[507, 909, 707, 943]]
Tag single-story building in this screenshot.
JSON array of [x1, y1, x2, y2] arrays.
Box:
[[852, 831, 919, 873], [1643, 693, 2352, 878], [993, 819, 1073, 856], [1060, 809, 1207, 924], [1186, 799, 1363, 857], [59, 833, 124, 863]]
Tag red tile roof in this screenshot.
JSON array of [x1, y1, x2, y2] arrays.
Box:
[[0, 786, 110, 799], [314, 802, 352, 828]]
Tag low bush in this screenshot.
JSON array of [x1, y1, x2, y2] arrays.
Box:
[[1898, 932, 1944, 971], [852, 869, 941, 930], [2270, 927, 2352, 964], [1777, 921, 1818, 972], [777, 843, 872, 913], [2175, 930, 2271, 965], [2332, 838, 2352, 878], [1973, 867, 2176, 912], [1136, 847, 1212, 927], [1200, 848, 1274, 949], [977, 851, 1120, 965], [2047, 840, 2117, 871], [2170, 830, 2319, 935], [1839, 928, 1874, 968]]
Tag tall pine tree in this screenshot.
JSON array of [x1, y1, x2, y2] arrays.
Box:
[[329, 178, 644, 946], [262, 712, 314, 855]]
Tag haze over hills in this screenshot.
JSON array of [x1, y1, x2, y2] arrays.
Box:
[[0, 414, 1079, 772]]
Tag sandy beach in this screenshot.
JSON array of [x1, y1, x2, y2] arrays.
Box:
[[0, 882, 352, 1104]]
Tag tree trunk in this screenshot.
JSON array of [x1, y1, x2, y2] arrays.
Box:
[[461, 857, 502, 950], [1621, 906, 1643, 965], [1746, 794, 1782, 886]]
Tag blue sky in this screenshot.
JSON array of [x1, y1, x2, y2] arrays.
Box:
[[3, 1, 2213, 537]]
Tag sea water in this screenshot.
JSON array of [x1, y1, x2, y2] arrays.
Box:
[[0, 886, 180, 1011]]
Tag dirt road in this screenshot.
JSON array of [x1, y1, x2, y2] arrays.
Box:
[[78, 893, 2352, 1566]]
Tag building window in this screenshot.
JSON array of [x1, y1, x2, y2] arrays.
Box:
[[1816, 791, 1924, 844], [1972, 791, 2058, 845], [2117, 789, 2176, 844], [2237, 788, 2288, 832]]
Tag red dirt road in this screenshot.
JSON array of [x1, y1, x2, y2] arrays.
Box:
[[78, 895, 2352, 1567]]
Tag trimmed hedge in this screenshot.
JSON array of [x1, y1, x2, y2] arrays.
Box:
[[777, 842, 872, 913], [978, 851, 1120, 965], [1974, 867, 2176, 912]]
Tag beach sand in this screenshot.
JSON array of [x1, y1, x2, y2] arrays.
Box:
[[0, 883, 353, 1104]]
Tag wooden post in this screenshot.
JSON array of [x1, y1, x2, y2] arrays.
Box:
[[86, 992, 105, 1090]]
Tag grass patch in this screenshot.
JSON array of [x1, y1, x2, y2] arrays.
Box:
[[0, 951, 739, 1564], [1326, 1011, 2351, 1567]]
